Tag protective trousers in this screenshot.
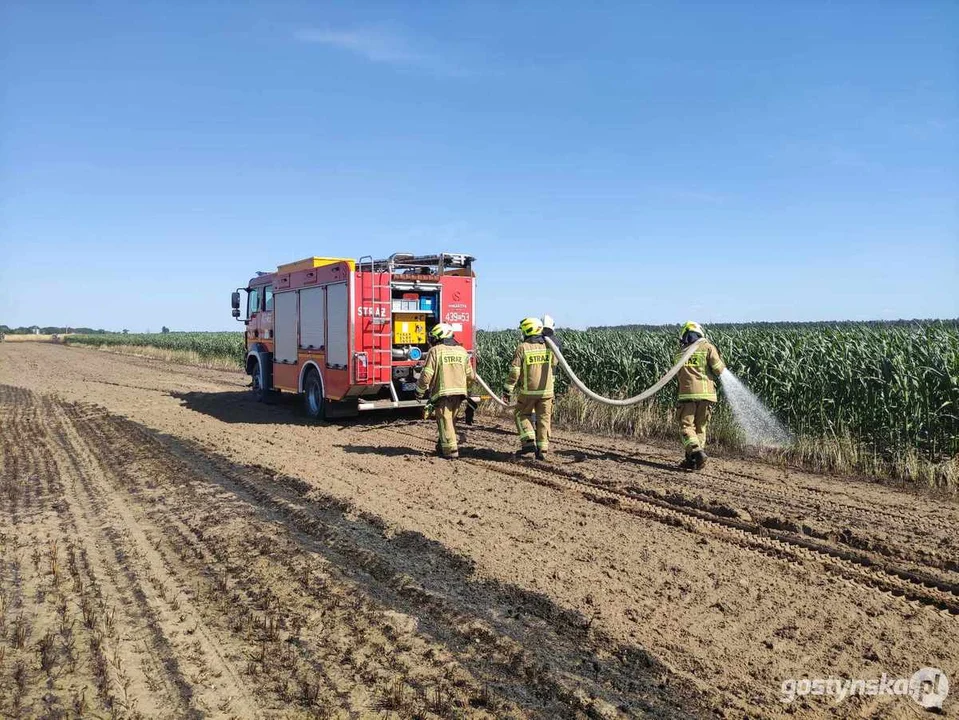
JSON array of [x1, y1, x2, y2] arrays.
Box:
[[677, 400, 713, 455], [434, 395, 465, 456], [514, 396, 553, 451]]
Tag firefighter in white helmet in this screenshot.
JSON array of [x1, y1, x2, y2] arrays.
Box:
[[675, 321, 726, 470], [416, 323, 475, 459], [503, 316, 558, 460]]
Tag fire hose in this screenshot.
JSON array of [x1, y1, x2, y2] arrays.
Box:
[[473, 337, 705, 408]]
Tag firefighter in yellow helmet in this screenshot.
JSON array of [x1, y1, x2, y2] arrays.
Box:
[[415, 323, 475, 459], [503, 317, 558, 460], [674, 321, 726, 470]]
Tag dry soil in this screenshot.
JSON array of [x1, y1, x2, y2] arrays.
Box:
[[1, 343, 957, 719]]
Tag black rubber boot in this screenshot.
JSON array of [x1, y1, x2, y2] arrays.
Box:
[[516, 443, 537, 458], [692, 449, 708, 470], [535, 449, 549, 462], [679, 456, 696, 471]]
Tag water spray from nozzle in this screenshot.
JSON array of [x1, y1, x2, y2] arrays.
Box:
[[719, 370, 792, 448]]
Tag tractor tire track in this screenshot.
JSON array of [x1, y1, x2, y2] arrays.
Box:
[[382, 426, 959, 618], [472, 423, 955, 533], [461, 423, 959, 580]]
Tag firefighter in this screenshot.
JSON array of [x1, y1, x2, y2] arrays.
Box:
[[503, 317, 558, 460], [415, 323, 475, 459], [675, 321, 726, 470]]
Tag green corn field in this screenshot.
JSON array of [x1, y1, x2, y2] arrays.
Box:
[[66, 321, 959, 463], [67, 331, 246, 364], [476, 322, 959, 462]]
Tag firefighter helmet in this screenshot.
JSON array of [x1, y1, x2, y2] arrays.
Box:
[[680, 321, 704, 338], [519, 317, 544, 337], [429, 323, 454, 342], [680, 320, 705, 346]]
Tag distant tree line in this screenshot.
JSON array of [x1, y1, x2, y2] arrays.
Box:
[[0, 325, 110, 335], [590, 318, 959, 332]]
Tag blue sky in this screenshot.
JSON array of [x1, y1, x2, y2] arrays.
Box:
[[1, 1, 956, 331]]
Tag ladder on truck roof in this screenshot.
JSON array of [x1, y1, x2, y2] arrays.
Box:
[[357, 256, 396, 397], [366, 252, 474, 275]]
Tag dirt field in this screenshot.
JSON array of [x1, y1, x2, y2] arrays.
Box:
[[1, 342, 957, 719]]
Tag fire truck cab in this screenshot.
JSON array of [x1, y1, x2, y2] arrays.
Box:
[[231, 252, 480, 419]]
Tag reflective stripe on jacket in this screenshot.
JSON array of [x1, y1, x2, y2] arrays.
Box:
[[416, 342, 474, 401], [674, 340, 726, 402], [505, 338, 557, 398]]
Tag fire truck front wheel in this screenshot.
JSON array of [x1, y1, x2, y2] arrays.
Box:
[[303, 369, 326, 420], [249, 359, 268, 403]]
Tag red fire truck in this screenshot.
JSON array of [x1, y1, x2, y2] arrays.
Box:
[[231, 252, 480, 418]]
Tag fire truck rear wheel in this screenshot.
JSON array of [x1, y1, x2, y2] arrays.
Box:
[[303, 369, 325, 420]]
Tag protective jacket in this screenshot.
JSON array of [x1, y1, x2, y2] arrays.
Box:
[[505, 336, 557, 398], [416, 340, 474, 402], [675, 340, 726, 402]]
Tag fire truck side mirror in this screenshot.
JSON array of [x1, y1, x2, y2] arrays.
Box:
[[231, 291, 242, 320]]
